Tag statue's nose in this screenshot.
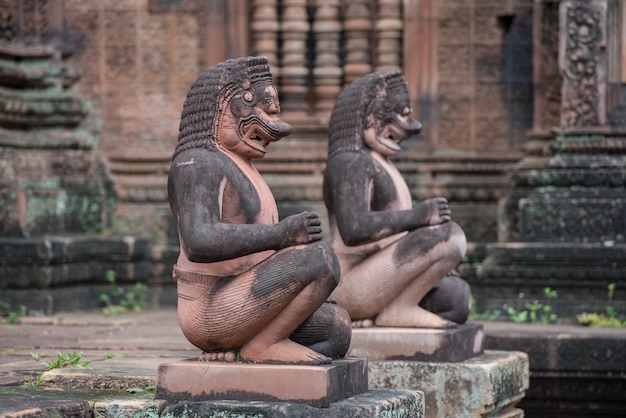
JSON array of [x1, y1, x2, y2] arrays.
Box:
[[400, 116, 421, 136], [273, 118, 292, 139], [408, 118, 422, 135]]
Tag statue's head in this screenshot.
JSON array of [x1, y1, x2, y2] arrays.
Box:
[[328, 71, 421, 158], [174, 56, 292, 160]]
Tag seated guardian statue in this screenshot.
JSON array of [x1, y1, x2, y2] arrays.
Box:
[[323, 71, 471, 329], [168, 56, 351, 364]]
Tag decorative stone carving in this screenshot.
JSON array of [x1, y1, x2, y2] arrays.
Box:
[[323, 71, 471, 329], [559, 0, 607, 127], [168, 56, 351, 364]]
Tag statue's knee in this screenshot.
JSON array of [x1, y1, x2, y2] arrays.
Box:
[[445, 221, 467, 262], [327, 303, 352, 358], [419, 275, 471, 324], [298, 241, 341, 287]]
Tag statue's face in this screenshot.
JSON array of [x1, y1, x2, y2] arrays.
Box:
[[363, 87, 422, 157], [218, 82, 292, 160]]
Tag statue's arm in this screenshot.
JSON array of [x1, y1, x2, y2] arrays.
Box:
[[169, 152, 321, 263], [324, 154, 450, 246]]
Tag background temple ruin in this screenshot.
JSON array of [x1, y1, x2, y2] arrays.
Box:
[[1, 0, 625, 416], [2, 0, 625, 317]]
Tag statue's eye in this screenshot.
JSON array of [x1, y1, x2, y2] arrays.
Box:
[[401, 107, 410, 116], [263, 96, 280, 114]]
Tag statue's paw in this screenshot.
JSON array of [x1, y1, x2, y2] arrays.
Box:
[[351, 318, 375, 328], [240, 339, 332, 365], [199, 350, 238, 362], [375, 305, 459, 329]]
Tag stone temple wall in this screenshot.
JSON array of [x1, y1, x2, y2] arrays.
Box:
[[56, 0, 534, 248]]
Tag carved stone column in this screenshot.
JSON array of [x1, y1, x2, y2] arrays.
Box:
[[559, 0, 607, 127], [343, 0, 373, 84], [312, 0, 342, 119], [279, 0, 310, 114], [375, 0, 403, 72], [479, 0, 626, 319], [250, 0, 280, 78]]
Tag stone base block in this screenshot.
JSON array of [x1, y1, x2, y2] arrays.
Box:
[[156, 357, 368, 408], [348, 323, 485, 362], [368, 350, 529, 418], [161, 388, 424, 417]]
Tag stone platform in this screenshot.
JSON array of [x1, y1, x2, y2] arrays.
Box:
[[156, 357, 368, 408], [368, 350, 529, 418], [348, 323, 485, 362], [161, 389, 424, 417]]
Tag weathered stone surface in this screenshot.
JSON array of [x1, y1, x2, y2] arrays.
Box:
[[484, 321, 626, 373], [368, 350, 529, 418], [156, 358, 368, 408], [348, 323, 484, 362], [483, 321, 626, 417], [93, 397, 168, 417], [0, 235, 152, 289], [0, 387, 160, 418], [477, 242, 626, 316], [161, 388, 424, 418], [0, 395, 93, 418]]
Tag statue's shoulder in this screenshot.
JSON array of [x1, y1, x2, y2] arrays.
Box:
[[326, 150, 377, 173], [171, 148, 228, 172]]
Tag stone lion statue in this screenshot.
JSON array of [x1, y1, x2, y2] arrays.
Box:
[[168, 56, 351, 364], [323, 71, 471, 329]]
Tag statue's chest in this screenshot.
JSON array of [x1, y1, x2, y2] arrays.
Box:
[[371, 152, 412, 210], [222, 156, 278, 224]]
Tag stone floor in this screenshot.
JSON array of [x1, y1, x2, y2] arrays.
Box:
[[1, 308, 624, 417], [0, 308, 425, 417]]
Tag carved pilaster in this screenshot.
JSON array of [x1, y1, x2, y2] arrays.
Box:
[[532, 0, 562, 133], [343, 0, 373, 84], [280, 0, 310, 114], [375, 0, 402, 72], [312, 0, 342, 118], [250, 0, 280, 78], [559, 0, 607, 127]]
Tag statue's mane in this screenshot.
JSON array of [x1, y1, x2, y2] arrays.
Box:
[[173, 56, 272, 160], [327, 70, 405, 159]]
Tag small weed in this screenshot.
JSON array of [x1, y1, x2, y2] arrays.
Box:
[[504, 287, 558, 324], [577, 283, 626, 327], [33, 351, 92, 370], [104, 352, 124, 359], [100, 270, 148, 316], [25, 374, 43, 386], [0, 301, 27, 325], [468, 298, 502, 321]]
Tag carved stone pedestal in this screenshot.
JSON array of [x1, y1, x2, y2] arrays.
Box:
[[160, 389, 424, 418], [368, 350, 529, 418], [348, 323, 485, 362], [156, 357, 425, 416]]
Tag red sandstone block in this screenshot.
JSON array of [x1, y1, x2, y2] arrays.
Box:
[[156, 357, 368, 408]]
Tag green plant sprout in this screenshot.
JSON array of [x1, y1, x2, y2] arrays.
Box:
[[100, 270, 149, 316], [0, 301, 27, 325], [24, 374, 42, 387], [32, 351, 92, 370], [468, 298, 502, 321], [505, 287, 558, 324], [577, 283, 626, 327], [104, 352, 124, 359]]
